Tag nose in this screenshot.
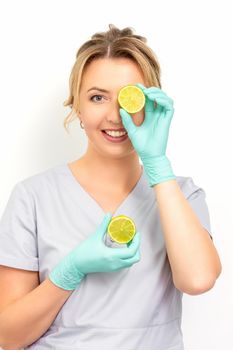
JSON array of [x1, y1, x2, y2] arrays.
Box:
[[106, 101, 124, 126]]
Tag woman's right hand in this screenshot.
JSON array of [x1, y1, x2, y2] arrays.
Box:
[[49, 212, 141, 291]]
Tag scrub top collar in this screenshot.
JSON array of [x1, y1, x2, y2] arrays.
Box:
[[62, 163, 152, 219]]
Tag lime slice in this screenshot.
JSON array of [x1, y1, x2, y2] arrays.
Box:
[[107, 215, 136, 244], [118, 85, 145, 114]]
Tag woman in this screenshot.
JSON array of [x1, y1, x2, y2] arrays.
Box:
[[0, 24, 222, 349]]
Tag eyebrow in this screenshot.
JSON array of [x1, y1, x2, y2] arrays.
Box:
[[87, 87, 110, 93]]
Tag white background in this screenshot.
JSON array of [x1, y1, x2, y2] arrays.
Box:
[[0, 0, 232, 349]]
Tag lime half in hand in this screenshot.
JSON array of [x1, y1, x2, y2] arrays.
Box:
[[118, 85, 145, 114], [107, 215, 136, 244]]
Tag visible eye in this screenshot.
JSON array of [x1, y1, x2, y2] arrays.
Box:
[[90, 95, 104, 103]]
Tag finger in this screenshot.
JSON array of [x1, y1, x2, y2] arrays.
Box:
[[116, 231, 141, 259], [147, 92, 174, 107], [119, 108, 138, 136], [97, 212, 113, 238], [136, 84, 173, 103], [135, 82, 147, 92], [147, 96, 174, 112], [122, 249, 141, 267], [164, 108, 174, 122], [135, 83, 161, 96], [143, 86, 173, 103], [135, 84, 158, 111], [143, 104, 163, 129], [135, 84, 158, 112], [144, 95, 156, 112], [144, 86, 162, 94]]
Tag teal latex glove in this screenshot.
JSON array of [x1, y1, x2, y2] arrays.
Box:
[[119, 83, 176, 187], [49, 212, 141, 291]]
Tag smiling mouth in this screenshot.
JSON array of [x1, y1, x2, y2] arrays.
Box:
[[101, 130, 129, 142], [102, 130, 127, 136]]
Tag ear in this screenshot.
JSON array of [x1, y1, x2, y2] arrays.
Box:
[[71, 106, 81, 117]]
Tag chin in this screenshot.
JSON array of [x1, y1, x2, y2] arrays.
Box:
[[100, 148, 137, 159]]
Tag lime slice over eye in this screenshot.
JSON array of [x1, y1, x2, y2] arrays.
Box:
[[107, 215, 136, 244], [118, 85, 145, 114]]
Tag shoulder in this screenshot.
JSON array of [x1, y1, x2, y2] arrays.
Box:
[[13, 163, 68, 198]]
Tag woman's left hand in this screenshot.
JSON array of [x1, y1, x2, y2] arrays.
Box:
[[119, 83, 176, 187]]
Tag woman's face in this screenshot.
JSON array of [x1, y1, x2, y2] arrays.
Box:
[[78, 57, 147, 159]]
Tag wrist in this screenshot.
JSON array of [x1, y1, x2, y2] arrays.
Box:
[[49, 254, 85, 291], [141, 154, 176, 187]]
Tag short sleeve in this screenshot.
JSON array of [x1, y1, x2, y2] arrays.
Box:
[[0, 181, 39, 270], [180, 177, 213, 241]]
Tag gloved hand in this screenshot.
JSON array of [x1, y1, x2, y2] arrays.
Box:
[[119, 83, 176, 187], [49, 212, 141, 291]]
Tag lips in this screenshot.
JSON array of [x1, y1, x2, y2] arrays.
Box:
[[102, 128, 127, 133], [101, 130, 128, 143]]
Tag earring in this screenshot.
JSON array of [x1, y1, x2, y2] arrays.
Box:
[[80, 120, 84, 129]]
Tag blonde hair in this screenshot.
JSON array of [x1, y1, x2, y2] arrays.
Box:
[[63, 24, 162, 133]]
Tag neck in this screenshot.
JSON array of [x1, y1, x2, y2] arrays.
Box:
[[75, 146, 142, 192]]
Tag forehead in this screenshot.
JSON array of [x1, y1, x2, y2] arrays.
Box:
[[81, 58, 145, 91]]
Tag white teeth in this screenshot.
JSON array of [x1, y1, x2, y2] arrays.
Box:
[[105, 130, 127, 137]]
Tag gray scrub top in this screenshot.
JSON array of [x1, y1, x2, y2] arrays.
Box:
[[0, 163, 213, 349]]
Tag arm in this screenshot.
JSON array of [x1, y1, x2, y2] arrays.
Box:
[[0, 274, 73, 350], [0, 212, 141, 349], [154, 179, 222, 295], [119, 84, 222, 295]]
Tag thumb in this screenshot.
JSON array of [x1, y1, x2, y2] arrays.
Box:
[[119, 108, 137, 136], [96, 212, 113, 238]]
